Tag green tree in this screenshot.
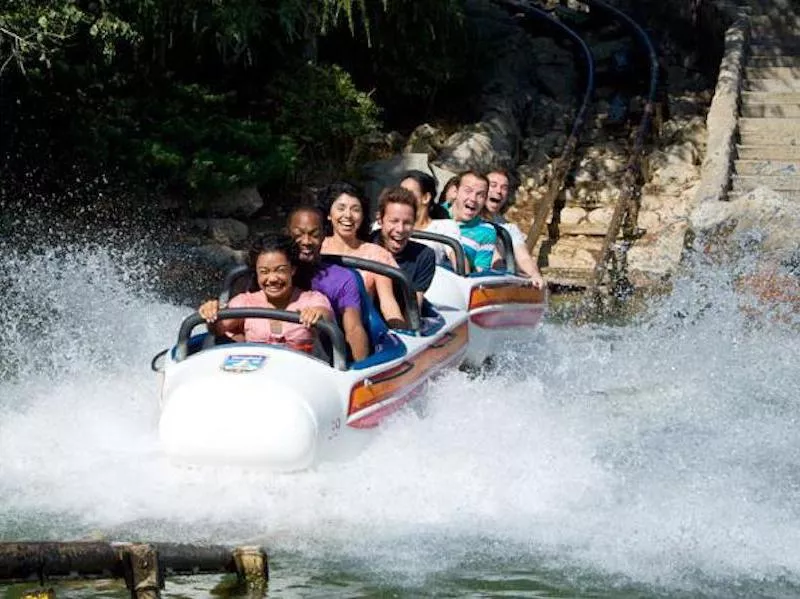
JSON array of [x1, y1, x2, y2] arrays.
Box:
[[2, 0, 473, 204]]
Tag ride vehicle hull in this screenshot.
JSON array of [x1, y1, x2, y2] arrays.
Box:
[[157, 314, 468, 471], [425, 267, 547, 366]]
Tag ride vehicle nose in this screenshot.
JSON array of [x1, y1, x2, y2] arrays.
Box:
[[159, 379, 318, 470]]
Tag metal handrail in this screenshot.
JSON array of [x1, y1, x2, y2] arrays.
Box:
[[219, 264, 252, 308], [584, 0, 660, 299], [409, 230, 468, 276], [487, 222, 518, 275], [492, 0, 596, 256], [175, 308, 348, 370]]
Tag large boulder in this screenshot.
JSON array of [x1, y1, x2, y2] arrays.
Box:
[[205, 187, 264, 219], [193, 244, 248, 271], [433, 0, 542, 172], [404, 124, 448, 156], [437, 126, 499, 172], [649, 142, 700, 188], [188, 218, 249, 247], [361, 153, 457, 208]]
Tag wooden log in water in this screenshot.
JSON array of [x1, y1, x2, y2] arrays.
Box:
[[0, 542, 121, 582], [0, 542, 267, 585]]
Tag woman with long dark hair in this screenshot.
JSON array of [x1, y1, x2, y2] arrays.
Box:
[[399, 170, 461, 267], [317, 182, 405, 328]]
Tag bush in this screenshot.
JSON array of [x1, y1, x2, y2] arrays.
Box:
[[269, 62, 380, 167], [73, 80, 298, 197]]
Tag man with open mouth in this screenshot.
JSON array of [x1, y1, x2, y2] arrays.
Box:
[[484, 167, 545, 288], [449, 170, 496, 273], [373, 187, 436, 310]]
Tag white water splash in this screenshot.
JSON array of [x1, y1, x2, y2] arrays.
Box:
[[0, 241, 798, 596]]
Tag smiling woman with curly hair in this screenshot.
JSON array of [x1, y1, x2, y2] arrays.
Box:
[[317, 182, 405, 328]]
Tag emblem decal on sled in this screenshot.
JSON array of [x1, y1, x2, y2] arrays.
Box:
[[221, 354, 267, 373]]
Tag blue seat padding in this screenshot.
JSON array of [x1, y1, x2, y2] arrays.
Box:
[[419, 299, 446, 337], [349, 268, 407, 370], [350, 267, 389, 347]]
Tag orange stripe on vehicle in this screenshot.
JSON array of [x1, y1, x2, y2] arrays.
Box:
[[347, 323, 468, 423], [470, 306, 546, 329], [468, 283, 545, 310]]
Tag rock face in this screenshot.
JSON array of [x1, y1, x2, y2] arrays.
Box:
[[189, 218, 250, 247], [404, 124, 448, 156], [361, 153, 457, 208], [691, 186, 800, 265], [360, 2, 558, 199], [649, 141, 700, 187], [691, 186, 800, 318], [193, 244, 248, 271], [206, 187, 264, 219], [435, 0, 544, 172], [438, 126, 499, 172]]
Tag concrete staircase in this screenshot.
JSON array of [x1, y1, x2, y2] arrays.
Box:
[[733, 1, 800, 199]]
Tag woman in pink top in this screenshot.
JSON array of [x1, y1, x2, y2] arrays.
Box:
[[198, 234, 332, 353], [318, 182, 405, 328]]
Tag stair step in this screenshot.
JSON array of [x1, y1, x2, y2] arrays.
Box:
[[750, 32, 800, 43], [738, 144, 800, 160], [729, 189, 800, 201], [750, 34, 800, 44], [734, 159, 800, 175], [739, 117, 800, 130], [742, 91, 800, 103], [745, 66, 800, 79], [740, 133, 800, 145], [745, 79, 800, 92], [747, 0, 797, 12], [557, 223, 611, 237], [750, 43, 800, 56], [750, 27, 800, 40], [750, 15, 800, 27], [748, 56, 800, 67], [741, 104, 800, 117], [732, 174, 800, 191], [540, 267, 597, 289]]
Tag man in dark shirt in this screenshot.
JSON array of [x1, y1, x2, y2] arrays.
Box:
[[372, 187, 436, 308]]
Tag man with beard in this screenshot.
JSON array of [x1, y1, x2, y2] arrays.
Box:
[[449, 170, 496, 272], [373, 187, 436, 309], [484, 167, 545, 288], [286, 206, 369, 361]]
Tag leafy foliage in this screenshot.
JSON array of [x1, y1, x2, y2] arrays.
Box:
[[270, 62, 380, 165], [106, 83, 298, 196], [1, 0, 473, 203]]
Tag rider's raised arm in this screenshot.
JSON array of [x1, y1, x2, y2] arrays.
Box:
[[333, 270, 370, 360], [342, 307, 369, 361], [375, 275, 406, 329]]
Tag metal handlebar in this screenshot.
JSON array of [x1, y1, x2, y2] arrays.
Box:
[[175, 308, 348, 370], [488, 223, 517, 275], [320, 254, 421, 333], [409, 230, 468, 276]]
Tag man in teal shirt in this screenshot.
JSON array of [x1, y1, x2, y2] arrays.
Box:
[[449, 170, 496, 272]]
